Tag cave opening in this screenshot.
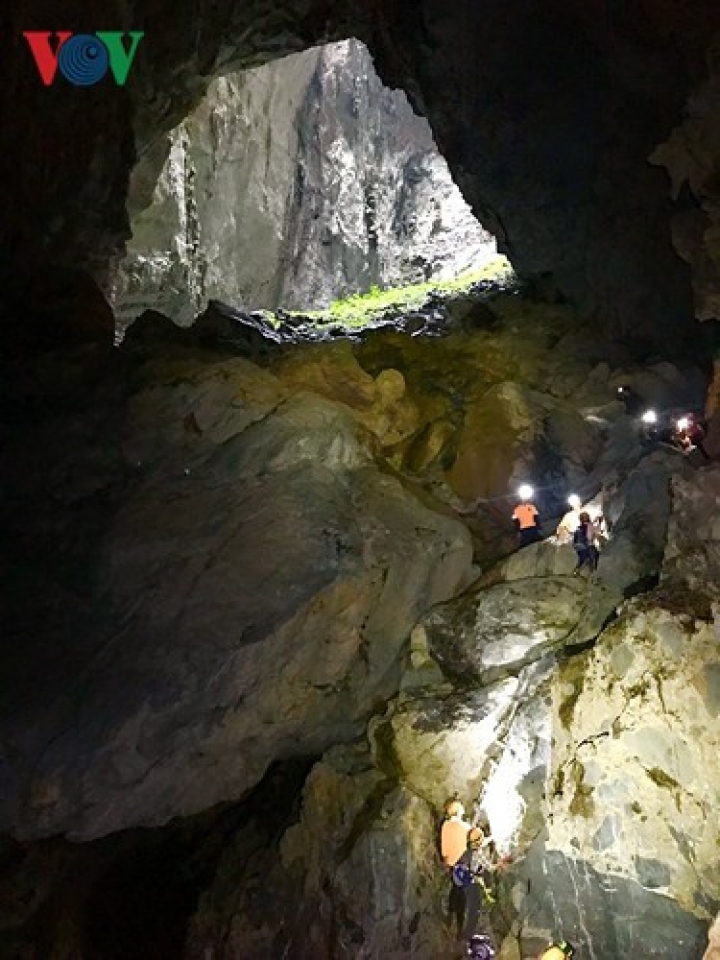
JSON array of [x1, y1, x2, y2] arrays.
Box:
[[111, 38, 511, 336], [2, 4, 720, 958]]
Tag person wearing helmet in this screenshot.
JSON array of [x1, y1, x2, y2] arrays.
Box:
[[441, 798, 472, 868], [616, 385, 643, 416], [512, 486, 541, 548], [453, 824, 510, 944], [572, 512, 601, 574], [538, 940, 575, 959]]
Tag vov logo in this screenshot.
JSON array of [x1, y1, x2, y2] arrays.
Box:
[[23, 31, 144, 87]]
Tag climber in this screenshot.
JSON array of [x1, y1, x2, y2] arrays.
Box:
[[572, 511, 601, 575], [538, 940, 575, 959], [442, 798, 473, 940], [452, 824, 510, 944], [512, 485, 541, 547], [441, 798, 472, 868], [555, 494, 582, 544], [616, 384, 644, 416], [640, 408, 676, 447], [674, 414, 708, 456]]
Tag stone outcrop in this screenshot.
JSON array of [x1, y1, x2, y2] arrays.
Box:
[[113, 39, 496, 325]]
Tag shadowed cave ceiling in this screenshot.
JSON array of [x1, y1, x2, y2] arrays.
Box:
[[2, 0, 720, 346]]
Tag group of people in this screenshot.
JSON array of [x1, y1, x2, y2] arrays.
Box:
[[617, 386, 709, 458], [440, 798, 575, 958], [511, 489, 606, 575]]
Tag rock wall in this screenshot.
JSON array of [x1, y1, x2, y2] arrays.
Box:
[[112, 39, 496, 325], [1, 292, 717, 958], [651, 55, 720, 322]]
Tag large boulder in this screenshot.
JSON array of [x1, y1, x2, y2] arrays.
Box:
[[423, 577, 603, 685], [0, 367, 472, 840]]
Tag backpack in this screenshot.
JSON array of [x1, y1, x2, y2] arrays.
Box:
[[572, 524, 588, 549], [452, 862, 475, 888]]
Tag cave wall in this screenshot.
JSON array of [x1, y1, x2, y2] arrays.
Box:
[[113, 39, 495, 324], [4, 0, 720, 338], [365, 0, 720, 336], [1, 301, 717, 956]]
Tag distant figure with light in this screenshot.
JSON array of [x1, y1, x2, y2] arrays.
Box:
[[616, 384, 644, 416], [556, 493, 582, 544], [512, 485, 541, 547], [675, 414, 707, 455]]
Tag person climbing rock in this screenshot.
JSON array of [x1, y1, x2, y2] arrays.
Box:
[[538, 940, 575, 959], [572, 511, 601, 575], [555, 494, 582, 544], [441, 798, 472, 868], [442, 798, 473, 940], [512, 485, 541, 548], [616, 384, 644, 416], [452, 823, 509, 944]]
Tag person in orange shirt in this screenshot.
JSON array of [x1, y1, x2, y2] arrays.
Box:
[[512, 485, 541, 547]]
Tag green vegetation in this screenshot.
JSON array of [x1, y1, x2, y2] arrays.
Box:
[[293, 255, 513, 328]]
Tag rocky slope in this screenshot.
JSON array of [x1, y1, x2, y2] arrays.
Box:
[[111, 38, 496, 325], [1, 293, 718, 958]]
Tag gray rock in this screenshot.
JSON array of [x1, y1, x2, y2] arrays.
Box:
[[112, 39, 497, 326], [0, 390, 472, 840], [424, 577, 604, 685], [514, 848, 707, 958]]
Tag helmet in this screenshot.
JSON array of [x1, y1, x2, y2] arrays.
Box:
[[552, 941, 575, 957], [446, 799, 465, 818], [467, 933, 495, 958]]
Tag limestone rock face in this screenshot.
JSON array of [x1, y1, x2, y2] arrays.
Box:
[[662, 463, 720, 603], [424, 579, 598, 685], [1, 348, 472, 841], [1, 302, 718, 957], [113, 39, 496, 325], [543, 604, 720, 933]]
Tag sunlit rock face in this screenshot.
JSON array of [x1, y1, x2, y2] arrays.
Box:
[[112, 39, 495, 325]]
